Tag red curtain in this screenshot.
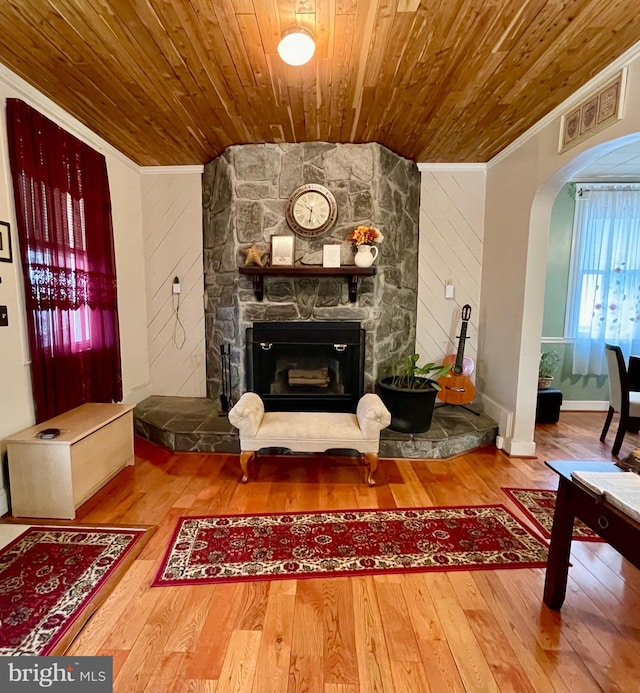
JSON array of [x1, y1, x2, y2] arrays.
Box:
[[6, 99, 122, 422]]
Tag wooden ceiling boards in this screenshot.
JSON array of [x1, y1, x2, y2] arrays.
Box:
[[1, 1, 639, 166]]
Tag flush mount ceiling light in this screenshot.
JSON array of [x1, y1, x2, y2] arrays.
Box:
[[277, 27, 315, 66]]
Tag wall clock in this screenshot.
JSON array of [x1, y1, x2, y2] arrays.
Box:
[[286, 183, 338, 238]]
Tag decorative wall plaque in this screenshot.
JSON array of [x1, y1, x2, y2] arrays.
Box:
[[559, 69, 626, 154]]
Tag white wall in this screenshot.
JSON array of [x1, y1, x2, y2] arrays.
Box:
[[414, 166, 524, 438], [416, 167, 485, 368], [0, 66, 150, 514], [481, 140, 541, 452], [481, 47, 640, 455], [109, 161, 151, 405], [0, 83, 33, 516], [141, 169, 205, 396]]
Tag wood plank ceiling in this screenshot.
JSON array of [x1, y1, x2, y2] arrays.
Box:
[[1, 1, 640, 167]]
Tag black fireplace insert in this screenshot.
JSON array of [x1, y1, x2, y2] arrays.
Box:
[[246, 321, 365, 412]]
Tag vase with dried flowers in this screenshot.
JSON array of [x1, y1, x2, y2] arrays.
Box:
[[348, 225, 384, 267]]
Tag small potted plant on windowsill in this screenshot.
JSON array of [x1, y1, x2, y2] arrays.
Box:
[[538, 350, 561, 390], [376, 354, 451, 433]]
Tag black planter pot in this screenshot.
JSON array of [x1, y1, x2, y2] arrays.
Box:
[[376, 377, 439, 433]]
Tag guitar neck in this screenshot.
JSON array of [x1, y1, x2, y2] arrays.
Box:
[[455, 322, 469, 370]]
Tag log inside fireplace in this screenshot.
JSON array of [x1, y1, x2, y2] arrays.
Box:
[[246, 321, 365, 412]]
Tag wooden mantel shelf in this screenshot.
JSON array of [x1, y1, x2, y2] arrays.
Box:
[[239, 265, 376, 303]]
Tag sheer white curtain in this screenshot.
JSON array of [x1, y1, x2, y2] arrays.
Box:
[[567, 184, 640, 375]]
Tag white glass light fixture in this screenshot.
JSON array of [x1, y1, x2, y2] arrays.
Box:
[[277, 27, 315, 66]]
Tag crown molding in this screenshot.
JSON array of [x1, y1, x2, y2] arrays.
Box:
[[140, 165, 204, 175], [417, 163, 487, 172], [488, 39, 640, 169], [0, 63, 139, 172]]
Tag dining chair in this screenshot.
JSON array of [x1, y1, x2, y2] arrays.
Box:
[[600, 343, 640, 456]]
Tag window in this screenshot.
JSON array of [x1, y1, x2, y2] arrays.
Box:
[[6, 99, 122, 422], [26, 193, 92, 352], [566, 184, 640, 375]]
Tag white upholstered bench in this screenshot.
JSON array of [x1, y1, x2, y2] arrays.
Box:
[[228, 392, 391, 485]]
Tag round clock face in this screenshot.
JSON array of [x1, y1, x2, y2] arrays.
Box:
[[286, 184, 338, 238]]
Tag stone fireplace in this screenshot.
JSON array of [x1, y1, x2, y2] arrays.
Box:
[[202, 142, 421, 407], [135, 143, 497, 457]]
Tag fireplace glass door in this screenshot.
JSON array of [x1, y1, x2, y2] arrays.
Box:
[[247, 322, 364, 412]]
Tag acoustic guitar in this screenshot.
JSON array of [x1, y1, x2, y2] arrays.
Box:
[[438, 304, 476, 405]]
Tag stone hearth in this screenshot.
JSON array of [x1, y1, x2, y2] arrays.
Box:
[[134, 396, 497, 460]]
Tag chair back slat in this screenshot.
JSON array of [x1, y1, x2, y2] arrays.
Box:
[[605, 343, 629, 413]]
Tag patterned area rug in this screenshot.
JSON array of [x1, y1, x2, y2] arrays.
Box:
[[152, 505, 548, 586], [502, 488, 602, 542], [0, 524, 152, 656]]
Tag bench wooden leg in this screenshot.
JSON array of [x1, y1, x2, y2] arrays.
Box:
[[364, 453, 378, 486], [240, 451, 254, 483]]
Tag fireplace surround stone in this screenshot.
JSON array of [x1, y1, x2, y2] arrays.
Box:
[[203, 142, 420, 407]]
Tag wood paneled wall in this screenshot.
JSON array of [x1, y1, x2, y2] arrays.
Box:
[[141, 171, 206, 397], [416, 168, 485, 367]]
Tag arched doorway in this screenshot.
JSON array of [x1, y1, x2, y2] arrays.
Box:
[[525, 133, 640, 444]]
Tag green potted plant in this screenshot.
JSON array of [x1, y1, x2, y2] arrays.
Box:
[[376, 354, 451, 433], [538, 350, 561, 390]]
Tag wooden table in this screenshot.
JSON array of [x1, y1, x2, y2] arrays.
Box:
[[543, 460, 640, 609]]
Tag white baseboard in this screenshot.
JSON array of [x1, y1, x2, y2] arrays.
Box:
[[561, 400, 609, 411], [503, 438, 537, 457], [471, 394, 607, 456], [479, 393, 513, 440], [480, 393, 539, 456], [123, 383, 152, 406]]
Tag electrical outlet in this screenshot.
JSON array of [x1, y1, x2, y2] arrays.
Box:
[[444, 281, 455, 299], [172, 277, 181, 294], [0, 305, 8, 327]]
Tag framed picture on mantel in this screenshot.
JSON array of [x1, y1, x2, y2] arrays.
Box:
[[322, 244, 341, 268], [270, 235, 295, 266]]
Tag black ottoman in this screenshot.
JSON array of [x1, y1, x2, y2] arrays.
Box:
[[536, 388, 563, 424]]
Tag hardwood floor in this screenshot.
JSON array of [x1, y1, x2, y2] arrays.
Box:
[[62, 411, 640, 693]]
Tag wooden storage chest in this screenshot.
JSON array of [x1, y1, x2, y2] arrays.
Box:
[[6, 402, 135, 519]]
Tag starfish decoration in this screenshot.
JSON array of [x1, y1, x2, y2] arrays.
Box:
[[241, 243, 267, 267]]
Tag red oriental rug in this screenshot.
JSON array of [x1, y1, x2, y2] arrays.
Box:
[[152, 505, 548, 586], [502, 488, 602, 542], [0, 524, 152, 656]]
